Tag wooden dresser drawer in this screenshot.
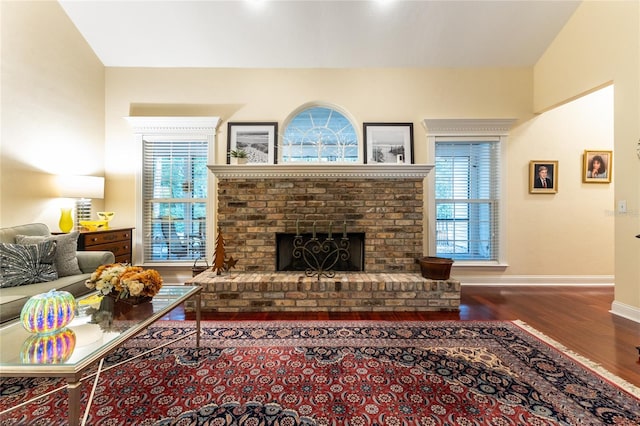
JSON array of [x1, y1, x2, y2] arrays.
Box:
[[77, 228, 134, 264], [93, 241, 131, 260], [82, 229, 132, 247]]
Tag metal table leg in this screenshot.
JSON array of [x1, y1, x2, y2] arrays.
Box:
[[195, 290, 201, 348], [67, 380, 82, 426]]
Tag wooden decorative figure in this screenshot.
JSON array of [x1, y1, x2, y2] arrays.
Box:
[[212, 227, 226, 275], [223, 256, 237, 272]]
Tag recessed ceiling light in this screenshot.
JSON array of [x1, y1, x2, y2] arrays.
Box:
[[375, 0, 396, 9], [245, 0, 267, 12]]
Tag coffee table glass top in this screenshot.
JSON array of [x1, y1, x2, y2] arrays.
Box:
[[0, 285, 199, 375]]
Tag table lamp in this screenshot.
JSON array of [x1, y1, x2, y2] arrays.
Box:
[[56, 175, 105, 232]]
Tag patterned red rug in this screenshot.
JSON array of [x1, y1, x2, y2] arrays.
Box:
[[1, 320, 639, 425]]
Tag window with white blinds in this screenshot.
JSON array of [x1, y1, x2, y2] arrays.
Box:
[[142, 138, 208, 262], [434, 138, 500, 261]]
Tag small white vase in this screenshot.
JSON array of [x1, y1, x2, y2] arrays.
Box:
[[231, 157, 248, 165]]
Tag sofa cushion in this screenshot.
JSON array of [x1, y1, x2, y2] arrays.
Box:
[[0, 273, 93, 323], [16, 232, 82, 277], [0, 223, 49, 244], [0, 241, 58, 287]]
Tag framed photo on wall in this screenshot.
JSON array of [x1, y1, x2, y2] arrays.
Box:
[[529, 160, 558, 193], [227, 122, 278, 164], [583, 150, 612, 183], [363, 123, 414, 164]]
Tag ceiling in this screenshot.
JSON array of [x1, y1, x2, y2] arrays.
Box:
[[58, 0, 581, 69]]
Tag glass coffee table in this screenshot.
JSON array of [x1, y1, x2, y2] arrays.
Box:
[[0, 285, 202, 426]]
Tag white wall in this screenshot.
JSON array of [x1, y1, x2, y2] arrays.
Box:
[[504, 86, 614, 278], [534, 0, 639, 319], [0, 1, 623, 290], [104, 67, 613, 283], [0, 1, 105, 228]]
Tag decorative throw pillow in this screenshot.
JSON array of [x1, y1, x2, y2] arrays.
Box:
[[0, 241, 58, 288], [16, 232, 82, 277]]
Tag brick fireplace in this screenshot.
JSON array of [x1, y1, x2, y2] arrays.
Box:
[[220, 177, 422, 272], [212, 164, 431, 273], [187, 164, 461, 312]]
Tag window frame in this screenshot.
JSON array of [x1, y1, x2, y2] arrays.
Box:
[[281, 103, 360, 163], [424, 118, 515, 267], [434, 137, 500, 261], [126, 117, 220, 266]]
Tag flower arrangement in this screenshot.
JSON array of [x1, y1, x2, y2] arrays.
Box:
[[85, 263, 163, 299]]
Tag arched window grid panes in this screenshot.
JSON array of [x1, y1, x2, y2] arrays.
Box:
[[281, 104, 360, 163]]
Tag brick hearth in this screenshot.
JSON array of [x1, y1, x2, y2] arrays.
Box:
[[186, 272, 460, 312]]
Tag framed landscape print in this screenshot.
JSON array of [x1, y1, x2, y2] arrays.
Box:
[[583, 150, 612, 183], [363, 123, 414, 164], [529, 160, 558, 194], [227, 122, 278, 164]]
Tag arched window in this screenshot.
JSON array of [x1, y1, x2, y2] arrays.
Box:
[[281, 105, 359, 163]]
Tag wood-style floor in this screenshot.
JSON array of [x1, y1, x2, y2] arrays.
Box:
[[167, 285, 640, 387]]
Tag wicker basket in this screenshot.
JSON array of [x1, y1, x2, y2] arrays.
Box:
[[418, 256, 454, 280], [192, 258, 210, 277]]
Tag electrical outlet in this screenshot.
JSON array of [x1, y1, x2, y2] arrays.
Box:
[[617, 200, 627, 213]]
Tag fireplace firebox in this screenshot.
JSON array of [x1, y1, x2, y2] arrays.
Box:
[[276, 233, 365, 272]]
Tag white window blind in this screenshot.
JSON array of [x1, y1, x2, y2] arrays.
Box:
[[142, 138, 208, 263], [434, 139, 500, 261]]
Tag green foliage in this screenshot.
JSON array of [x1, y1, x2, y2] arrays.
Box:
[[229, 149, 248, 158]]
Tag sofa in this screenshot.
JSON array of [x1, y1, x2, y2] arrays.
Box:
[[0, 223, 115, 323]]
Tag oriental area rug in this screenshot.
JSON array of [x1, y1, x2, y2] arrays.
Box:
[[1, 320, 639, 425]]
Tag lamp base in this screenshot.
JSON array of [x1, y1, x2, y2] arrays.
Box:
[[75, 198, 92, 228]]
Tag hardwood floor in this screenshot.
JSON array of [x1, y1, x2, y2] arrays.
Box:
[[167, 285, 640, 387]]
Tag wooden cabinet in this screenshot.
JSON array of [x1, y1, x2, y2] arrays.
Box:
[[77, 228, 133, 264]]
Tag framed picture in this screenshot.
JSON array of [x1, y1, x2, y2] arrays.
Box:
[[529, 160, 558, 193], [583, 150, 612, 183], [363, 123, 414, 164], [227, 122, 278, 164]]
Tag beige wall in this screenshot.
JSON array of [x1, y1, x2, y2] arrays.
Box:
[[104, 67, 534, 175], [104, 67, 533, 238], [0, 1, 105, 228], [505, 86, 614, 278], [0, 1, 628, 297], [105, 67, 614, 283], [534, 1, 639, 319]]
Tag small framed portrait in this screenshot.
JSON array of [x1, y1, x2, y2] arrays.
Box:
[[227, 122, 278, 164], [529, 161, 558, 194], [363, 123, 414, 164], [583, 150, 612, 183]]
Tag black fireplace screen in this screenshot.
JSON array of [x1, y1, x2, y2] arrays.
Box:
[[276, 233, 365, 272]]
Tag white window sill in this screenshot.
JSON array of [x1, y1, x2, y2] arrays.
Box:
[[451, 261, 509, 270]]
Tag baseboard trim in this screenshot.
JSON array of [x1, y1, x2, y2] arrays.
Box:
[[610, 301, 640, 323], [458, 275, 614, 286]]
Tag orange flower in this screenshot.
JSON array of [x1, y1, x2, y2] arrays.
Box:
[[86, 263, 163, 298]]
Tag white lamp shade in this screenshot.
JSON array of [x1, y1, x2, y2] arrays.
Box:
[[57, 175, 104, 199]]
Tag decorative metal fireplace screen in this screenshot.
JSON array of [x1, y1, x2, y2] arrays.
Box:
[[276, 233, 365, 274]]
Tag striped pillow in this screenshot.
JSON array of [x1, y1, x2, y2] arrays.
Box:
[[0, 241, 58, 288], [16, 232, 81, 277]]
